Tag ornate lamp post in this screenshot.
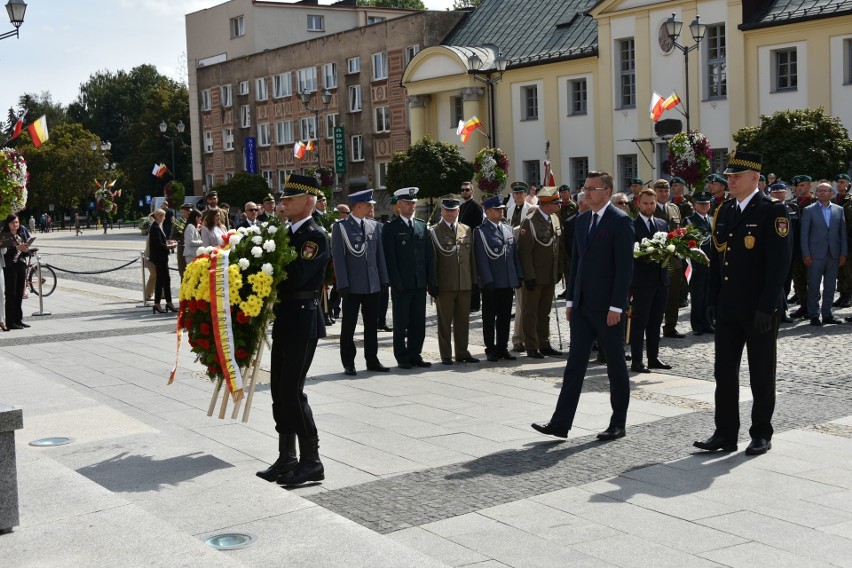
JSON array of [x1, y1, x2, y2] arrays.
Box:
[[299, 89, 332, 166], [0, 0, 26, 41], [664, 13, 706, 133], [159, 120, 185, 179], [465, 48, 508, 147]]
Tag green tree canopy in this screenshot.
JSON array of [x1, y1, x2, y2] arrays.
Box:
[[386, 136, 473, 200], [452, 0, 482, 8], [732, 108, 852, 181], [214, 172, 272, 212], [357, 0, 425, 8]]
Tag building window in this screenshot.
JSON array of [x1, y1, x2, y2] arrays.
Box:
[[521, 85, 538, 121], [307, 14, 324, 31], [220, 84, 233, 108], [571, 157, 589, 190], [240, 105, 251, 128], [239, 81, 249, 95], [450, 96, 464, 126], [372, 52, 388, 81], [273, 73, 292, 98], [230, 16, 244, 38], [300, 116, 317, 141], [225, 172, 234, 183], [773, 48, 798, 91], [255, 77, 268, 101], [404, 45, 420, 67], [325, 113, 338, 139], [258, 123, 270, 146], [347, 57, 360, 74], [278, 169, 295, 191], [275, 121, 293, 145], [569, 79, 587, 115], [705, 24, 727, 99], [351, 134, 364, 162], [618, 154, 638, 188], [846, 39, 852, 84], [618, 38, 636, 108], [349, 85, 362, 112], [206, 174, 216, 189], [223, 128, 234, 151], [523, 160, 541, 187], [374, 106, 391, 133], [297, 67, 317, 94], [376, 161, 388, 189], [204, 131, 214, 153], [201, 89, 212, 111], [710, 147, 728, 174], [367, 16, 386, 25], [261, 170, 273, 188], [323, 63, 337, 90]]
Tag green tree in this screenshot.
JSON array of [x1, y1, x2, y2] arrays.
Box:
[[386, 136, 473, 200], [357, 0, 425, 8], [452, 0, 481, 8], [4, 92, 67, 143], [214, 172, 271, 212], [733, 108, 852, 181]]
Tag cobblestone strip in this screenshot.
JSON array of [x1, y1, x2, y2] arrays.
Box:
[[806, 422, 852, 439], [0, 324, 178, 347]]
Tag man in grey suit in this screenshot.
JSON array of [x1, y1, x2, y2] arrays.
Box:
[[331, 189, 391, 375], [801, 182, 848, 326]]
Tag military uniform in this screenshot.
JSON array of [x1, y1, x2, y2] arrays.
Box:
[[684, 196, 714, 334], [833, 177, 852, 304], [518, 201, 561, 355], [557, 196, 579, 286], [507, 182, 532, 351], [653, 201, 684, 336], [672, 194, 694, 219]]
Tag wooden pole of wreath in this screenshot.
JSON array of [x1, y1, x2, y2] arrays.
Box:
[[233, 336, 266, 422], [207, 377, 224, 417]]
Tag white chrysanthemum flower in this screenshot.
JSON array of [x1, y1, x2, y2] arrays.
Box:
[[261, 222, 269, 228], [237, 227, 248, 235], [238, 258, 250, 270], [229, 234, 243, 246], [633, 242, 641, 252], [267, 225, 278, 235], [251, 246, 263, 258], [251, 235, 262, 245], [262, 240, 276, 252], [261, 263, 274, 275], [250, 225, 262, 234]]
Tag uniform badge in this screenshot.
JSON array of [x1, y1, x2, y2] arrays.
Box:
[[775, 217, 789, 237], [301, 241, 319, 259], [744, 235, 755, 249]]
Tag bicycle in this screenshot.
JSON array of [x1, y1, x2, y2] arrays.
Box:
[[25, 252, 57, 297]]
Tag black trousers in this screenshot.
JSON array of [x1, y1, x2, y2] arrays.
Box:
[[713, 316, 779, 440], [663, 263, 682, 332], [270, 305, 319, 439], [482, 287, 514, 354], [689, 264, 713, 333], [153, 258, 172, 304], [469, 283, 481, 311], [629, 284, 667, 364], [391, 287, 426, 365], [377, 286, 390, 327], [4, 261, 26, 325], [551, 305, 630, 430], [340, 292, 380, 367]]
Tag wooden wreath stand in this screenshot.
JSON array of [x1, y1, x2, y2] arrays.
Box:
[[207, 334, 266, 423]]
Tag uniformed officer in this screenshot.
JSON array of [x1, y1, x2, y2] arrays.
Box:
[[769, 183, 797, 323], [518, 186, 563, 358], [557, 184, 579, 298], [670, 176, 694, 219], [381, 187, 435, 369], [684, 191, 714, 335], [788, 175, 815, 317], [653, 179, 686, 338], [627, 177, 644, 218], [430, 196, 479, 365], [833, 173, 852, 308], [706, 174, 729, 216], [695, 151, 791, 456], [475, 195, 524, 362], [507, 182, 531, 352], [331, 189, 390, 376], [375, 196, 395, 332], [257, 174, 330, 487], [257, 193, 276, 222]]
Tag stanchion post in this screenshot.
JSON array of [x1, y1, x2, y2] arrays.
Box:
[[136, 251, 149, 308], [31, 257, 51, 317]]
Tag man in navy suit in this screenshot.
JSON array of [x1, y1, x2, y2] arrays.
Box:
[[331, 189, 391, 376], [532, 171, 635, 441], [474, 195, 524, 362], [629, 188, 671, 373], [801, 182, 848, 326]]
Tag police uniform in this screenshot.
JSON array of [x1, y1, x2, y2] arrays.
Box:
[[261, 174, 330, 487], [696, 151, 792, 456], [518, 187, 562, 357], [331, 189, 390, 375], [684, 192, 714, 334], [430, 197, 478, 364], [381, 187, 435, 368], [653, 197, 685, 337]]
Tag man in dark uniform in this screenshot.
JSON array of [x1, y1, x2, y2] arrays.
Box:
[[684, 191, 714, 335], [768, 183, 796, 323], [382, 187, 435, 369], [475, 195, 523, 362], [331, 189, 390, 376], [375, 197, 395, 332], [557, 184, 579, 298], [627, 177, 644, 218], [695, 151, 791, 456], [257, 174, 330, 487], [670, 176, 694, 219], [788, 175, 815, 317], [833, 173, 852, 308], [706, 174, 729, 216], [458, 180, 483, 312], [257, 193, 276, 222], [507, 182, 532, 352]]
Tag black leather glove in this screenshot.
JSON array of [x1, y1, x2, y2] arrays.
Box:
[[753, 311, 773, 334], [338, 287, 350, 301], [429, 285, 439, 298], [482, 282, 495, 295], [706, 305, 716, 325], [392, 285, 404, 296], [525, 279, 537, 291]]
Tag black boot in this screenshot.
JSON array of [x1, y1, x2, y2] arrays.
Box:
[[279, 436, 324, 486], [256, 433, 298, 482]]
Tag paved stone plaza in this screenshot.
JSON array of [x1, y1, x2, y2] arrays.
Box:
[[2, 227, 852, 567]]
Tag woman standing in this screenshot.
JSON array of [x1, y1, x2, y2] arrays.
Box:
[[182, 209, 203, 268], [148, 209, 177, 314], [1, 214, 32, 329], [200, 208, 225, 247], [0, 238, 7, 331]]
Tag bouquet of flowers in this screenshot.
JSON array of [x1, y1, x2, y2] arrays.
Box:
[[667, 132, 712, 187], [0, 148, 28, 219], [94, 186, 119, 216], [306, 166, 334, 191], [634, 226, 709, 268], [176, 219, 296, 391], [473, 147, 509, 192]]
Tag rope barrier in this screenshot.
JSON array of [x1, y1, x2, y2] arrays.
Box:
[[45, 257, 140, 275]]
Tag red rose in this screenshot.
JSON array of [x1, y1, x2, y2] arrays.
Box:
[[197, 338, 210, 349], [667, 231, 676, 239], [676, 228, 687, 237], [688, 239, 697, 248], [199, 322, 211, 336], [235, 348, 249, 361], [197, 299, 208, 311], [207, 365, 219, 375], [236, 311, 250, 324]]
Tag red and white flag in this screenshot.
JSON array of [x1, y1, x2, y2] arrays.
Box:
[[649, 92, 665, 122]]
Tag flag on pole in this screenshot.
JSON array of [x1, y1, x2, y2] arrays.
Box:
[[12, 117, 23, 139], [294, 141, 306, 159], [663, 91, 681, 111], [305, 140, 315, 153], [27, 115, 49, 147], [649, 92, 665, 122], [458, 116, 482, 145], [151, 163, 169, 178]]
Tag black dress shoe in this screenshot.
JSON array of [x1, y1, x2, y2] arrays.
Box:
[[597, 426, 626, 441], [366, 363, 390, 372], [343, 366, 357, 376], [693, 434, 737, 452], [790, 307, 806, 319], [497, 351, 517, 361], [8, 323, 24, 330], [823, 316, 844, 325], [540, 346, 563, 357], [486, 354, 500, 362], [788, 294, 799, 304], [398, 362, 412, 369], [648, 358, 672, 370], [846, 316, 852, 323], [19, 322, 31, 328], [745, 438, 772, 456], [531, 422, 568, 439], [511, 344, 526, 352], [413, 360, 432, 368], [456, 356, 480, 363], [780, 314, 794, 323], [324, 317, 334, 326], [256, 455, 299, 482], [526, 349, 544, 359], [441, 359, 454, 365], [693, 330, 704, 336], [378, 325, 393, 332], [625, 354, 632, 361], [630, 364, 651, 373], [663, 329, 685, 338], [810, 317, 823, 327]]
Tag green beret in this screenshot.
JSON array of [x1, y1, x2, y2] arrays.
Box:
[[836, 173, 851, 182], [670, 176, 686, 184]]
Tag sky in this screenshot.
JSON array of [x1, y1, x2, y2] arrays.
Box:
[[0, 0, 457, 118]]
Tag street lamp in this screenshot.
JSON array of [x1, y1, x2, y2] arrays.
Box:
[[91, 140, 117, 173], [664, 13, 706, 133], [465, 48, 508, 147], [299, 89, 332, 166], [0, 0, 26, 41], [159, 120, 185, 179]]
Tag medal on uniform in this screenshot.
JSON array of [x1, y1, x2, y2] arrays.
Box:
[[744, 235, 755, 249]]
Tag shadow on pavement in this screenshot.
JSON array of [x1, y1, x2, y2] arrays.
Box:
[[76, 451, 233, 493]]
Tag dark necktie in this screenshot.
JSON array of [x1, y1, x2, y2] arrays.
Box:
[[648, 218, 654, 234], [360, 220, 365, 239], [734, 205, 741, 221], [589, 212, 599, 234]]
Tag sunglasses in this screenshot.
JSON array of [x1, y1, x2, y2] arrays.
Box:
[[247, 208, 259, 212]]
